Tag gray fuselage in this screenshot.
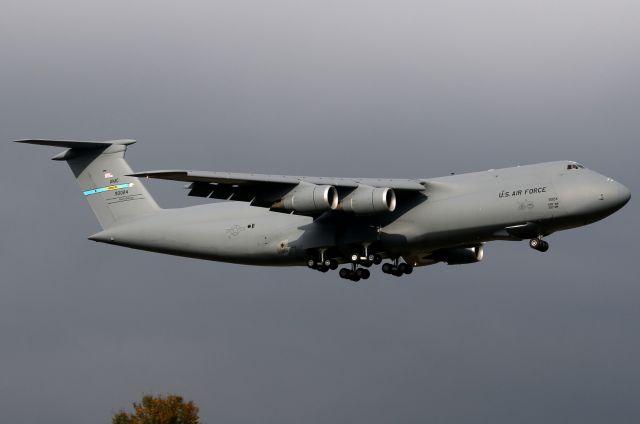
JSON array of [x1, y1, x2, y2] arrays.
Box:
[[90, 161, 630, 267]]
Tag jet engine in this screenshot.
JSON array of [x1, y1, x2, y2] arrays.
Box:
[[338, 185, 396, 215], [433, 245, 484, 265], [272, 183, 338, 213]]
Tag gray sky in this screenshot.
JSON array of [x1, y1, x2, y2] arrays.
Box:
[[1, 1, 639, 422]]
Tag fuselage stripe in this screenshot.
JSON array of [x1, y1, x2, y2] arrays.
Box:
[[83, 183, 133, 196]]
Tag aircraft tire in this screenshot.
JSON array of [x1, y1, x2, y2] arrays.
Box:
[[404, 264, 413, 275], [530, 238, 549, 252], [339, 268, 350, 279], [307, 259, 316, 269], [356, 268, 371, 279], [398, 263, 408, 274], [381, 263, 393, 274]]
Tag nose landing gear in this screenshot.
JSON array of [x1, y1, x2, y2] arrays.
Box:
[[529, 237, 549, 252]]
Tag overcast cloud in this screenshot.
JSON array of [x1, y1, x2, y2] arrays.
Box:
[[1, 1, 639, 423]]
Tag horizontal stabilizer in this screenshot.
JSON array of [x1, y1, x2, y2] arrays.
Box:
[[13, 139, 136, 149]]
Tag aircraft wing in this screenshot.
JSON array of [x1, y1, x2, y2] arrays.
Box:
[[129, 169, 426, 215]]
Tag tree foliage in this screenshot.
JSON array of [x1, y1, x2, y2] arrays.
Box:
[[112, 394, 201, 424]]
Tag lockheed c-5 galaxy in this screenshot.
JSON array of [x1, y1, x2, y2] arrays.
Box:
[[16, 139, 630, 281]]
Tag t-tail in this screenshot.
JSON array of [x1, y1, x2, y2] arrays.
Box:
[[14, 139, 160, 229]]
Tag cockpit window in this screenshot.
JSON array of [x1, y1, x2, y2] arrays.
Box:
[[567, 163, 584, 170]]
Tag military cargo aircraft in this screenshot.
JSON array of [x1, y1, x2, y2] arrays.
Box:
[[15, 139, 630, 281]]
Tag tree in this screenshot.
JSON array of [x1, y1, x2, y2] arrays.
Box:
[[112, 394, 201, 424]]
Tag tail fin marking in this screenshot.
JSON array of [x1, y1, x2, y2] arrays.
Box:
[[15, 139, 160, 229]]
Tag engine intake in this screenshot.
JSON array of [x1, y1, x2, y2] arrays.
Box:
[[338, 185, 396, 215], [272, 183, 338, 213]]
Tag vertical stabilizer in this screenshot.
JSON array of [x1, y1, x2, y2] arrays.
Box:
[[15, 139, 160, 229]]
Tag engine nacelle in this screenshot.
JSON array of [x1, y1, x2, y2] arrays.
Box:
[[338, 185, 396, 215], [433, 246, 484, 265], [273, 183, 338, 213]]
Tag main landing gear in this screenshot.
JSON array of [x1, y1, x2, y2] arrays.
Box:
[[381, 258, 413, 277], [339, 265, 371, 282], [338, 245, 379, 282], [308, 246, 413, 281], [349, 245, 383, 268], [307, 249, 339, 273], [529, 237, 549, 252]]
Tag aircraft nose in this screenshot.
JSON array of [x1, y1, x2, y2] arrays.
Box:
[[559, 172, 630, 222], [602, 178, 631, 212], [614, 181, 631, 207]]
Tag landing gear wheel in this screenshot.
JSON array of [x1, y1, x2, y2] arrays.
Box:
[[307, 259, 316, 269], [398, 263, 408, 274], [324, 259, 339, 270], [530, 238, 549, 252], [356, 268, 371, 280], [402, 264, 413, 275], [383, 265, 400, 276], [339, 268, 350, 279], [368, 254, 382, 265]]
